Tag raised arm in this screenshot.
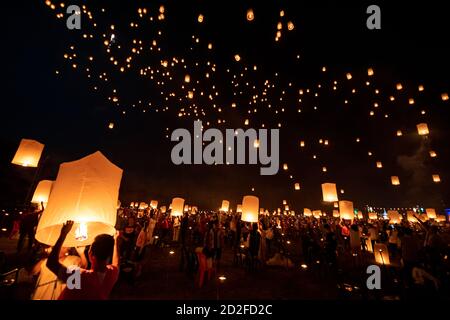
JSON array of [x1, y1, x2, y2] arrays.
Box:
[[111, 230, 120, 267], [46, 220, 74, 282]]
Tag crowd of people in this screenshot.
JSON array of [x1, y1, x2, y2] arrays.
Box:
[[1, 204, 449, 300]]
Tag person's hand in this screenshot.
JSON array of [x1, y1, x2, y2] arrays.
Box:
[[60, 220, 74, 237], [114, 229, 120, 241]]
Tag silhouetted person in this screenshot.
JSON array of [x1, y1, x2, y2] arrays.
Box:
[[17, 207, 40, 253]]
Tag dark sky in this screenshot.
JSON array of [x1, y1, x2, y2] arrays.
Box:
[[1, 0, 449, 213]]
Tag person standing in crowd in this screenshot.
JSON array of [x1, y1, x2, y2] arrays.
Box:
[[323, 224, 337, 267], [173, 216, 181, 242], [120, 217, 137, 260], [134, 223, 147, 278], [17, 206, 40, 253], [248, 222, 261, 270], [146, 212, 157, 246], [47, 221, 120, 300], [204, 221, 224, 270], [180, 212, 189, 246]]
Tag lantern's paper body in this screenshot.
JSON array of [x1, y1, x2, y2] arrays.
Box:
[[313, 210, 322, 219], [357, 211, 363, 219], [11, 139, 44, 167], [426, 208, 437, 219], [333, 210, 340, 218], [303, 208, 312, 217], [35, 151, 123, 247], [407, 211, 417, 223], [432, 174, 441, 183], [391, 176, 400, 185], [417, 123, 429, 136], [160, 206, 167, 214], [374, 243, 390, 265], [364, 238, 373, 252], [236, 204, 242, 213], [171, 198, 185, 217], [388, 210, 402, 224], [241, 195, 259, 223], [294, 183, 300, 190], [139, 202, 148, 210], [339, 201, 354, 220], [31, 180, 54, 207], [436, 215, 446, 223], [221, 200, 230, 212], [150, 200, 158, 209], [321, 183, 338, 202], [368, 212, 378, 220]]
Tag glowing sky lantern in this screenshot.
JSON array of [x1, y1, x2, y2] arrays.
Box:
[[184, 204, 189, 212], [287, 21, 294, 31], [429, 150, 437, 158], [313, 210, 321, 219], [221, 200, 230, 212], [294, 183, 300, 190], [283, 163, 288, 171], [376, 161, 383, 169], [300, 141, 305, 147], [368, 68, 374, 76], [442, 93, 449, 101], [321, 183, 338, 202], [236, 204, 242, 213], [285, 205, 289, 211], [436, 215, 446, 223], [234, 54, 241, 62], [139, 202, 148, 210], [170, 197, 185, 217], [426, 208, 437, 219], [339, 201, 354, 220], [282, 200, 287, 205], [160, 206, 167, 214], [150, 200, 158, 209], [432, 174, 441, 183], [246, 9, 254, 21], [396, 83, 403, 90], [346, 73, 352, 80], [396, 130, 402, 136], [357, 211, 363, 219], [11, 139, 44, 167], [416, 123, 429, 136], [374, 243, 390, 265], [184, 74, 191, 83], [241, 195, 259, 223], [333, 210, 340, 218], [197, 14, 204, 23], [303, 208, 312, 217], [388, 210, 402, 224], [31, 180, 54, 209], [368, 212, 378, 220], [407, 211, 417, 223], [391, 176, 400, 186], [35, 151, 122, 247], [108, 122, 114, 129]]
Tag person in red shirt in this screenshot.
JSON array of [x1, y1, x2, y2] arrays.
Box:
[[47, 220, 120, 300]]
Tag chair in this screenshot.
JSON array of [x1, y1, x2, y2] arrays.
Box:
[[196, 252, 214, 288]]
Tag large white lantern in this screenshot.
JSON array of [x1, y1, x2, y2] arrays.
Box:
[[374, 243, 390, 265], [11, 138, 44, 167], [339, 201, 354, 220], [426, 208, 437, 219], [221, 200, 230, 212], [31, 180, 54, 209], [303, 208, 312, 217], [35, 151, 123, 247], [150, 200, 158, 209], [321, 183, 338, 202], [417, 123, 429, 136], [241, 195, 259, 223], [170, 198, 185, 217]]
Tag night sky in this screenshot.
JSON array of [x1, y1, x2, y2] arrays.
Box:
[[1, 1, 449, 212]]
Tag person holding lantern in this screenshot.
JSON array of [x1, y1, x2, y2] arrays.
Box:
[[46, 221, 120, 300]]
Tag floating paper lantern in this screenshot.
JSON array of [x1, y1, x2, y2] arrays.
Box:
[[346, 73, 352, 80], [150, 200, 158, 209], [294, 183, 300, 190], [300, 141, 305, 147], [234, 54, 241, 62], [184, 74, 191, 83], [197, 14, 204, 23], [139, 202, 148, 210], [287, 21, 294, 31], [283, 163, 288, 171], [396, 83, 403, 90], [396, 130, 403, 137], [130, 202, 135, 208], [368, 212, 378, 220], [108, 122, 114, 129], [303, 208, 312, 217], [432, 174, 441, 183], [368, 68, 374, 76], [436, 215, 446, 223], [282, 200, 287, 205], [160, 206, 167, 214], [321, 183, 338, 202], [31, 180, 54, 209], [221, 200, 230, 212], [426, 208, 437, 219], [241, 195, 259, 223], [429, 151, 437, 158], [313, 210, 322, 219], [376, 161, 383, 169], [322, 167, 327, 172], [416, 123, 429, 136], [246, 9, 254, 21], [184, 205, 189, 212], [334, 202, 339, 208], [35, 151, 122, 247], [388, 210, 402, 224], [284, 205, 289, 211], [259, 208, 265, 215], [374, 243, 390, 265], [357, 211, 363, 219], [171, 197, 185, 217], [407, 211, 417, 223], [442, 93, 449, 101], [339, 201, 354, 220], [333, 210, 340, 218], [391, 176, 400, 186], [11, 139, 44, 167], [418, 85, 424, 92], [236, 204, 242, 213]]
